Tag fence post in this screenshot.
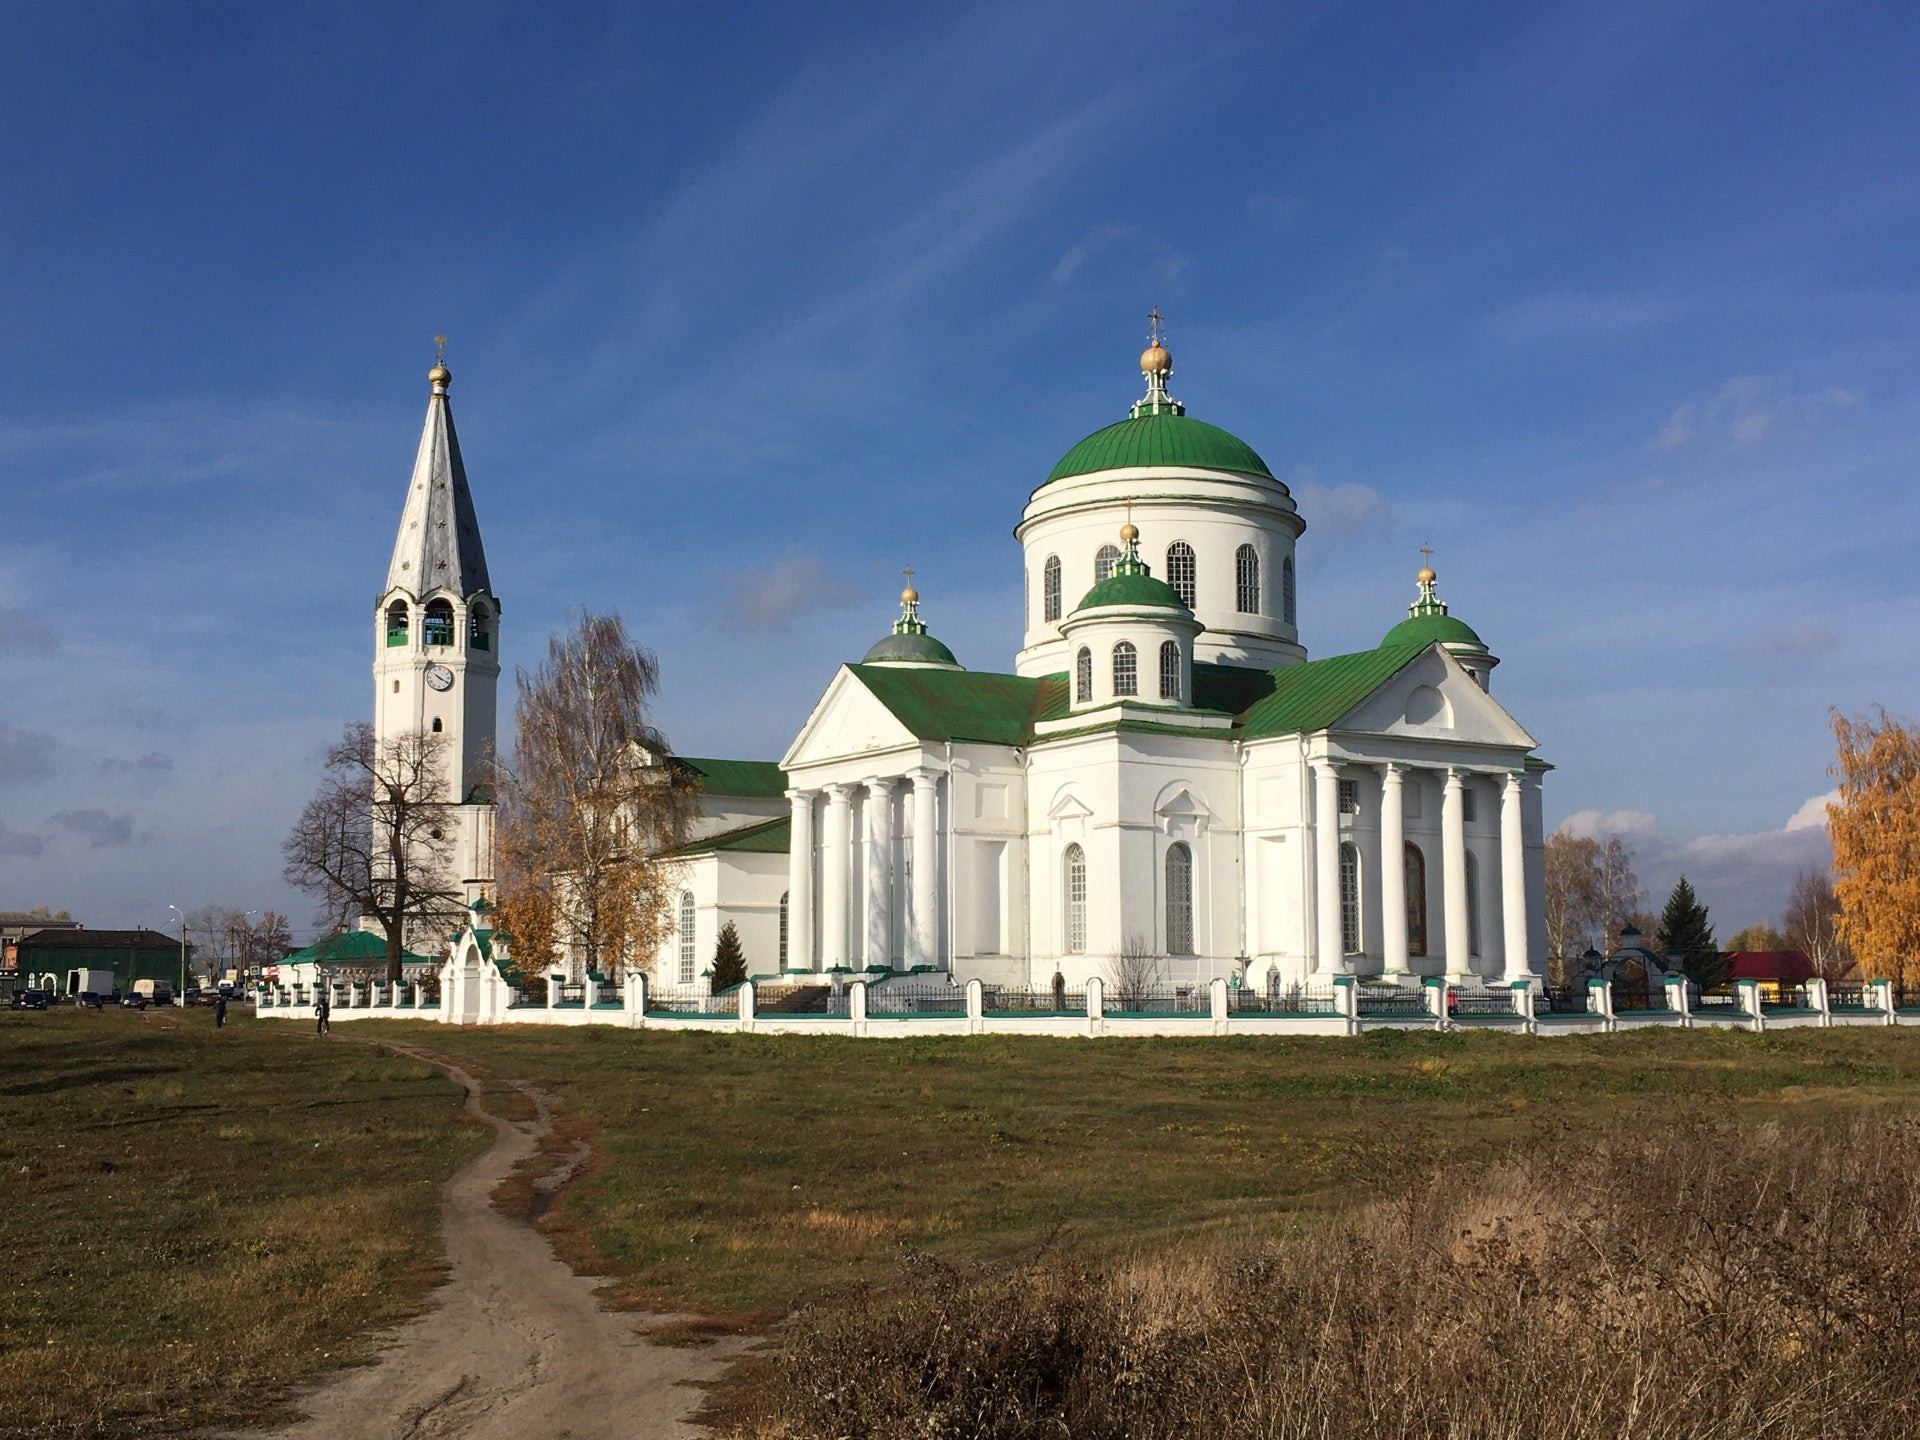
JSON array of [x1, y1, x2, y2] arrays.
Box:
[[545, 973, 563, 1009], [584, 973, 601, 1010], [628, 971, 648, 1028], [1806, 975, 1831, 1027], [1334, 975, 1358, 1035], [851, 979, 868, 1038], [1663, 975, 1691, 1028], [1210, 976, 1229, 1035], [1736, 978, 1763, 1031], [739, 980, 756, 1033], [1086, 975, 1104, 1037], [1869, 977, 1896, 1025], [1511, 980, 1536, 1034], [1425, 976, 1449, 1031], [1587, 977, 1614, 1032], [966, 978, 984, 1036]]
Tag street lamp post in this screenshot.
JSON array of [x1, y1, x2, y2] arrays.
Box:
[[167, 903, 186, 1006]]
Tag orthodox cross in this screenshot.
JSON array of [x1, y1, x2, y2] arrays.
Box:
[[1146, 306, 1165, 346], [434, 334, 448, 365], [1420, 542, 1434, 566], [902, 565, 915, 585]]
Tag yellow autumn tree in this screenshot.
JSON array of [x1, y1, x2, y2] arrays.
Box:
[[1828, 707, 1920, 987]]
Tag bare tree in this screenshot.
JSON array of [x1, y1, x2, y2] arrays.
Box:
[[283, 722, 458, 982], [1783, 867, 1852, 981], [495, 611, 692, 980], [1597, 835, 1645, 955], [1543, 831, 1603, 978], [1107, 933, 1167, 1012]]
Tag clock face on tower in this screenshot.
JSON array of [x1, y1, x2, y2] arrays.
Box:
[[424, 664, 455, 692]]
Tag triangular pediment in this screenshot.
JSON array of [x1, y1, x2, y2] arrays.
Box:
[[1335, 647, 1536, 749], [782, 667, 920, 770]]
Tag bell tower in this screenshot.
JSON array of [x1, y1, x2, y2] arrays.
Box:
[[372, 344, 500, 891]]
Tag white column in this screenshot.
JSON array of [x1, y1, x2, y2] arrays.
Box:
[[821, 783, 851, 971], [866, 777, 895, 971], [1380, 763, 1409, 978], [1441, 768, 1471, 980], [785, 789, 815, 973], [910, 771, 939, 969], [1313, 759, 1344, 974], [1500, 772, 1529, 983]]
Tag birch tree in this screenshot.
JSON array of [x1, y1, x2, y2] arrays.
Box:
[[495, 611, 691, 980], [1828, 707, 1920, 986], [1782, 868, 1851, 981]]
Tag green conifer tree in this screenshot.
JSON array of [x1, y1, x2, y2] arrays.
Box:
[[710, 920, 748, 993], [1658, 876, 1725, 989]]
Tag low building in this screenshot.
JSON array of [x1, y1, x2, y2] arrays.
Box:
[[9, 928, 190, 995]]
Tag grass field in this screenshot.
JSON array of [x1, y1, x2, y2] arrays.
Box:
[[8, 1012, 1920, 1437], [405, 1023, 1920, 1317], [0, 1008, 486, 1440]]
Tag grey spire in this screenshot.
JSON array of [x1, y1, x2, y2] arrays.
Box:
[[385, 360, 491, 596]]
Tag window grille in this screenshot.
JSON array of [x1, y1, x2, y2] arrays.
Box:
[[469, 604, 490, 650], [1165, 842, 1194, 955], [385, 601, 409, 647], [1095, 544, 1122, 582], [1166, 542, 1196, 608], [1339, 842, 1361, 954], [1043, 555, 1062, 622], [677, 891, 696, 984], [1282, 556, 1296, 626], [1466, 853, 1482, 958], [423, 599, 455, 647], [778, 892, 788, 969], [1338, 778, 1358, 814], [1235, 545, 1260, 614], [1075, 647, 1092, 703], [1405, 843, 1428, 956], [1064, 845, 1086, 953], [1112, 641, 1137, 696], [1159, 640, 1181, 700]]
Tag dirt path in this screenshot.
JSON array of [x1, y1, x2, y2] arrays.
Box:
[[238, 1041, 747, 1439]]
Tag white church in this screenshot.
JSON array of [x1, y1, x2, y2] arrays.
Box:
[[373, 327, 1547, 998]]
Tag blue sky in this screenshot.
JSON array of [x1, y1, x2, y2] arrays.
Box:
[[3, 1, 1916, 939]]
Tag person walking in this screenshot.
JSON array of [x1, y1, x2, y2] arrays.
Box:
[[314, 991, 331, 1037], [214, 992, 228, 1029]]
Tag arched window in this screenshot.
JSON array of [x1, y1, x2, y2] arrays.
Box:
[[1165, 541, 1196, 608], [1165, 842, 1194, 955], [1064, 844, 1087, 953], [677, 891, 696, 985], [1075, 647, 1093, 703], [469, 603, 491, 651], [1405, 843, 1428, 957], [423, 598, 455, 647], [1235, 545, 1260, 614], [1095, 544, 1122, 582], [1159, 640, 1181, 700], [1466, 853, 1482, 959], [778, 892, 789, 970], [385, 600, 409, 647], [1112, 641, 1137, 697], [1043, 555, 1062, 622], [1339, 841, 1361, 954], [430, 717, 443, 733], [1282, 556, 1296, 627]]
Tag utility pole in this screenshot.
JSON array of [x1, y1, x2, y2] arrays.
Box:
[[167, 903, 186, 1005]]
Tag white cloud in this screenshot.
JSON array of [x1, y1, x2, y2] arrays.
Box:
[[1491, 290, 1682, 346], [719, 551, 857, 631], [1290, 471, 1401, 536], [1784, 789, 1838, 832], [1649, 376, 1861, 453]]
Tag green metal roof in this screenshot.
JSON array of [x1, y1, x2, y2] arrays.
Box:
[[670, 756, 789, 798], [1235, 644, 1427, 740], [1381, 611, 1486, 651], [862, 630, 960, 666], [1046, 410, 1274, 484], [848, 665, 1068, 745], [283, 929, 438, 967], [1075, 569, 1188, 612], [665, 815, 792, 858]]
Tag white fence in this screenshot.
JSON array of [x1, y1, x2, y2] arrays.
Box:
[[253, 971, 1909, 1039]]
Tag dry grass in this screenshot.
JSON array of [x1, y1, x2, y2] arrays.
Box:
[[743, 1116, 1920, 1438], [0, 1009, 485, 1439]]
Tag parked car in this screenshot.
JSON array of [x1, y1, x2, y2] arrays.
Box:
[[10, 990, 50, 1010], [120, 992, 149, 1010]]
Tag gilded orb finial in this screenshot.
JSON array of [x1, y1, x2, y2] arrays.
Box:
[[428, 334, 451, 390], [1139, 305, 1172, 375], [1417, 542, 1435, 587], [1119, 521, 1140, 543]]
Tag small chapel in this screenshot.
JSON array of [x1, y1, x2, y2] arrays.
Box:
[[372, 324, 1548, 997]]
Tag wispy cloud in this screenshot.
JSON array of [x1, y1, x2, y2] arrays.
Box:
[[0, 824, 47, 858], [1490, 289, 1682, 346], [0, 724, 57, 784], [1290, 471, 1402, 536], [49, 808, 136, 849], [1761, 623, 1841, 658], [719, 551, 857, 631], [97, 751, 175, 785], [0, 607, 56, 652], [1650, 376, 1862, 452]]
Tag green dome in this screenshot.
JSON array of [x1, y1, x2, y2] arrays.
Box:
[[1046, 409, 1274, 484], [1076, 569, 1189, 612], [1383, 611, 1486, 650], [863, 630, 960, 666]]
